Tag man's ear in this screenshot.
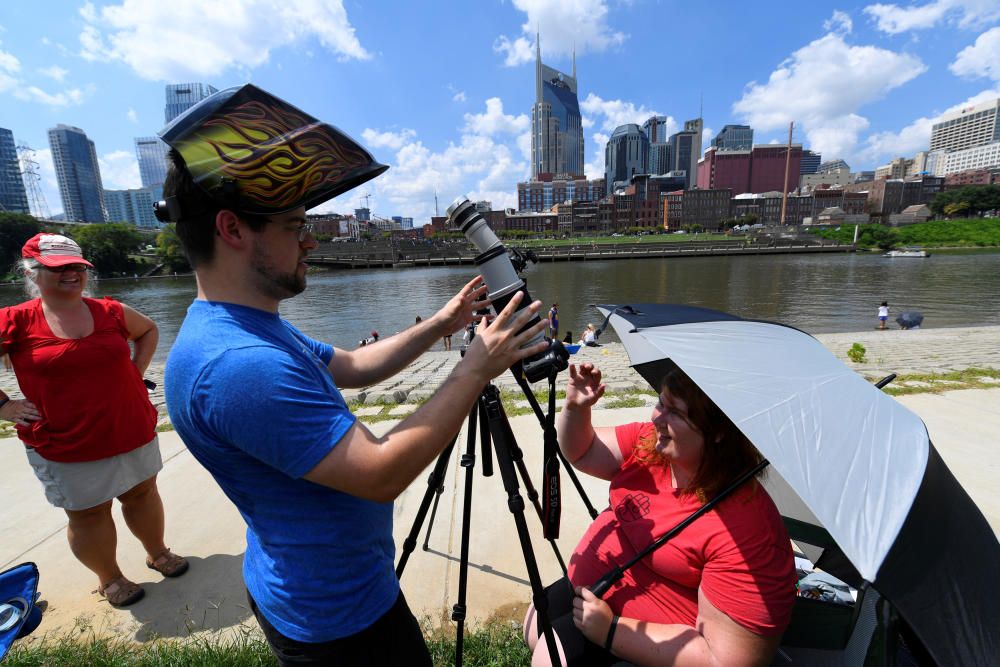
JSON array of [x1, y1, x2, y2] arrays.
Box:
[[215, 210, 248, 250]]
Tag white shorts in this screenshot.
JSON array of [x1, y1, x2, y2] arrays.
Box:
[[24, 437, 163, 511]]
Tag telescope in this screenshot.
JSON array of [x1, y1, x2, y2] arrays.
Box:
[[446, 198, 568, 383]]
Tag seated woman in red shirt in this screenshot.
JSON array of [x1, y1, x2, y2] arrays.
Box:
[[0, 234, 188, 608], [524, 362, 795, 666]]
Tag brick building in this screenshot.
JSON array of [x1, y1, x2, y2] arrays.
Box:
[[663, 189, 732, 231], [697, 145, 802, 194]]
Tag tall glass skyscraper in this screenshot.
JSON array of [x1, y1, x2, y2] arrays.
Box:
[[48, 124, 105, 222], [605, 124, 648, 190], [712, 124, 754, 151], [164, 83, 219, 124], [0, 127, 30, 214], [135, 136, 170, 187], [531, 36, 584, 179]]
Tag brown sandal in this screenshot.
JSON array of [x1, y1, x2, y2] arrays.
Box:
[[146, 548, 189, 578], [97, 577, 145, 607]]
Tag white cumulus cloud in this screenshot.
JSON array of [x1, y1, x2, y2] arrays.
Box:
[[78, 0, 371, 81], [861, 88, 1000, 162], [99, 149, 142, 190], [495, 0, 626, 67], [950, 27, 1000, 82], [824, 10, 854, 34], [316, 97, 530, 221], [463, 97, 530, 136], [733, 32, 926, 161], [863, 0, 1000, 34], [38, 65, 68, 81], [361, 128, 417, 150]]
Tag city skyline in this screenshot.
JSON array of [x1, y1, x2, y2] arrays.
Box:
[[1, 0, 999, 222]]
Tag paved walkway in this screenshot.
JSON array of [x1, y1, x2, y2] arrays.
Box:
[[100, 325, 999, 421], [1, 326, 997, 643]]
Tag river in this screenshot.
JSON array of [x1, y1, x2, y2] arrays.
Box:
[[4, 250, 999, 363]]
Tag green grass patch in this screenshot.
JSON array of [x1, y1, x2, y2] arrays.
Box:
[[808, 217, 1000, 249], [6, 618, 529, 667], [875, 367, 1000, 396], [604, 395, 648, 409], [155, 422, 175, 433]]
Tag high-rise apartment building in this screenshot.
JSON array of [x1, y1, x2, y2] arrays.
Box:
[[818, 159, 850, 174], [605, 124, 649, 191], [642, 116, 670, 143], [800, 150, 822, 175], [165, 83, 219, 124], [0, 127, 30, 214], [104, 186, 162, 228], [517, 175, 605, 212], [665, 118, 702, 189], [930, 98, 1000, 153], [48, 124, 105, 223], [643, 116, 672, 176], [712, 124, 753, 151], [135, 136, 170, 187], [531, 37, 584, 178]]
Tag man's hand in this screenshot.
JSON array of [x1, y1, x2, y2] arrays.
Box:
[[431, 275, 491, 336], [459, 291, 548, 382], [573, 586, 615, 646], [565, 363, 606, 410], [0, 399, 41, 426]]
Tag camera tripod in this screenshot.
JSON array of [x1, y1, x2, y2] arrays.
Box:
[[396, 362, 598, 667]]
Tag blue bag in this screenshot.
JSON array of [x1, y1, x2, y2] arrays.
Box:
[[0, 562, 42, 661]]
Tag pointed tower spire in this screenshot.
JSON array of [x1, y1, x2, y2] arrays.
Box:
[[535, 31, 542, 103], [572, 43, 576, 80]]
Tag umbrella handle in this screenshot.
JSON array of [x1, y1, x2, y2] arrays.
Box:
[[875, 374, 896, 389]]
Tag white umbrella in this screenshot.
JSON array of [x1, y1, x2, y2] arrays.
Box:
[[597, 303, 999, 667]]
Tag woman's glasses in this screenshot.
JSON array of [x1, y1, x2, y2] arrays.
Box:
[[44, 264, 89, 274]]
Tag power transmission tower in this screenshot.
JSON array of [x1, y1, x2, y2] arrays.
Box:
[[17, 144, 51, 220]]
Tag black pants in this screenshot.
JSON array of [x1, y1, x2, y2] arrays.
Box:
[[248, 589, 432, 666], [536, 578, 619, 667]]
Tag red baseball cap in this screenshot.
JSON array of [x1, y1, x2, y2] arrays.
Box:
[[21, 233, 94, 269]]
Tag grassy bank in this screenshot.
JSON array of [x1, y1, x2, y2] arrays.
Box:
[[4, 618, 529, 666], [809, 217, 1000, 248]]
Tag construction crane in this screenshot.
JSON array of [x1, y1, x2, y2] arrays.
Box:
[[16, 144, 51, 220], [360, 192, 372, 211]]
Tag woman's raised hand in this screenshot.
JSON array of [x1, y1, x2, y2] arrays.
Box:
[[565, 363, 606, 410]]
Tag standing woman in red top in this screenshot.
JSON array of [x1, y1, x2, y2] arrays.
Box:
[[0, 234, 188, 607]]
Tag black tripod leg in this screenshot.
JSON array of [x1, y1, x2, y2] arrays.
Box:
[[397, 433, 458, 578], [483, 386, 561, 667], [451, 394, 481, 667]]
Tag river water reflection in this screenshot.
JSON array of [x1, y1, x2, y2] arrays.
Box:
[[4, 250, 998, 364]]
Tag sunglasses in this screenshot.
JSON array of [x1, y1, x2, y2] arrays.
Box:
[[44, 264, 90, 274]]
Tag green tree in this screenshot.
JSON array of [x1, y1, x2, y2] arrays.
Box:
[[69, 223, 142, 276], [0, 212, 41, 273], [932, 184, 1000, 216], [859, 224, 897, 250], [155, 223, 191, 272], [943, 201, 970, 218]]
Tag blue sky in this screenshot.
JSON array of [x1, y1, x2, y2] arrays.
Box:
[[2, 0, 999, 222]]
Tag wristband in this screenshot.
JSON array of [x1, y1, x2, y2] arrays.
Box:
[[604, 614, 620, 652], [0, 397, 9, 411]]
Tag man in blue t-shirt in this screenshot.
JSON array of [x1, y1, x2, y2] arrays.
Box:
[[157, 85, 549, 666]]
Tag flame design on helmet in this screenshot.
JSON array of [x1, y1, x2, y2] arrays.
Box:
[[162, 84, 387, 215]]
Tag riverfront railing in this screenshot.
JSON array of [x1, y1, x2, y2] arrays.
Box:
[[305, 237, 851, 269]]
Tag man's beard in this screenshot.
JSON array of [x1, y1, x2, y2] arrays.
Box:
[[250, 241, 306, 300]]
